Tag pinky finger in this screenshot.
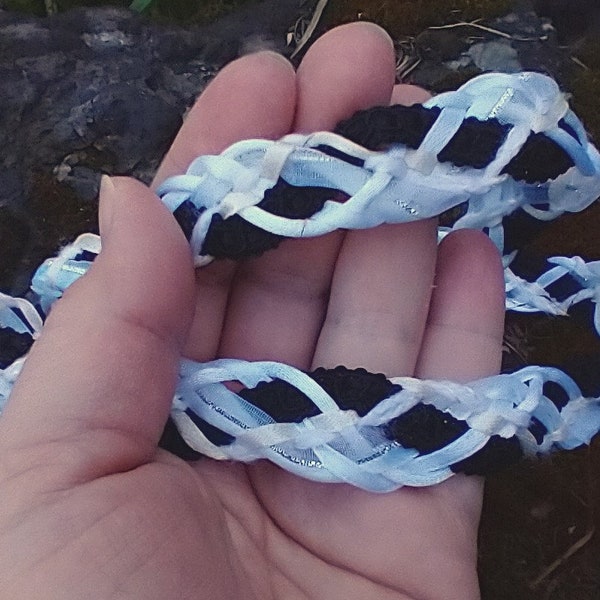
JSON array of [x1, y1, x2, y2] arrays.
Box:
[[413, 228, 506, 536]]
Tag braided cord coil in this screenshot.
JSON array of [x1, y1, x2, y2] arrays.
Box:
[[2, 71, 600, 492], [169, 360, 600, 491], [157, 72, 600, 266]]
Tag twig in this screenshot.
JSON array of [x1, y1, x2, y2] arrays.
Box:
[[571, 56, 591, 70], [428, 19, 547, 42], [290, 0, 329, 59], [394, 38, 421, 81], [44, 0, 58, 15], [529, 527, 595, 589], [397, 57, 421, 80]]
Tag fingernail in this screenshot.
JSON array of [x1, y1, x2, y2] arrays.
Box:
[[99, 175, 116, 237]]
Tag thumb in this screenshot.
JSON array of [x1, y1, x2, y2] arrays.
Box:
[[0, 176, 195, 482]]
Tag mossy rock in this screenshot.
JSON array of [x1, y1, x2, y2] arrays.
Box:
[[136, 0, 263, 25], [1, 0, 263, 23]]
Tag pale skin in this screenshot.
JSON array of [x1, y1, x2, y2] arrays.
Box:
[[0, 23, 505, 600]]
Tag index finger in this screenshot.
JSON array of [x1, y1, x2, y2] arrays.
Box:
[[152, 51, 297, 362], [152, 51, 296, 188]]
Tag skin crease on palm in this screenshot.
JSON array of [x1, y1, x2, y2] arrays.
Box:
[[0, 22, 506, 600]]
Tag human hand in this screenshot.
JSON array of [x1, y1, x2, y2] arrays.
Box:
[[0, 22, 505, 600]]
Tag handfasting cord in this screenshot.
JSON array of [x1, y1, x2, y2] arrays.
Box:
[[1, 72, 600, 492], [158, 72, 600, 266]]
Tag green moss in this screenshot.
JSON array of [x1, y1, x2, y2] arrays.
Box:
[[322, 0, 515, 37], [1, 0, 48, 15], [144, 0, 262, 25], [55, 0, 128, 9]]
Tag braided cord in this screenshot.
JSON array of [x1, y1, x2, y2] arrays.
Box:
[[0, 292, 42, 406], [169, 359, 600, 491], [28, 231, 600, 336], [2, 71, 600, 492], [157, 72, 600, 266], [2, 236, 600, 491]]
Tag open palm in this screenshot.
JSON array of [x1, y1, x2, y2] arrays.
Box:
[[0, 23, 505, 600]]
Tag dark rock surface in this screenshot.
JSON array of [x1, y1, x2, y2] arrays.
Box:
[[406, 1, 576, 92], [0, 1, 302, 294], [1, 0, 591, 296], [533, 0, 600, 44]]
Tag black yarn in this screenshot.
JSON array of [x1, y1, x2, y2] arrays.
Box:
[[437, 117, 510, 169], [174, 103, 578, 259], [385, 403, 469, 454], [558, 118, 579, 140], [502, 133, 574, 183], [185, 409, 236, 447], [158, 412, 235, 460], [239, 378, 321, 423], [239, 366, 402, 425], [311, 366, 402, 416], [159, 416, 203, 461], [0, 327, 34, 369], [173, 200, 203, 241], [450, 435, 523, 476], [336, 104, 575, 181], [200, 179, 340, 259], [157, 365, 528, 476], [201, 213, 281, 259], [334, 103, 440, 151], [313, 144, 365, 168]]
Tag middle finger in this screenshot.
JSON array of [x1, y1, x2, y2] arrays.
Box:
[[313, 84, 438, 375], [218, 23, 397, 368]]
